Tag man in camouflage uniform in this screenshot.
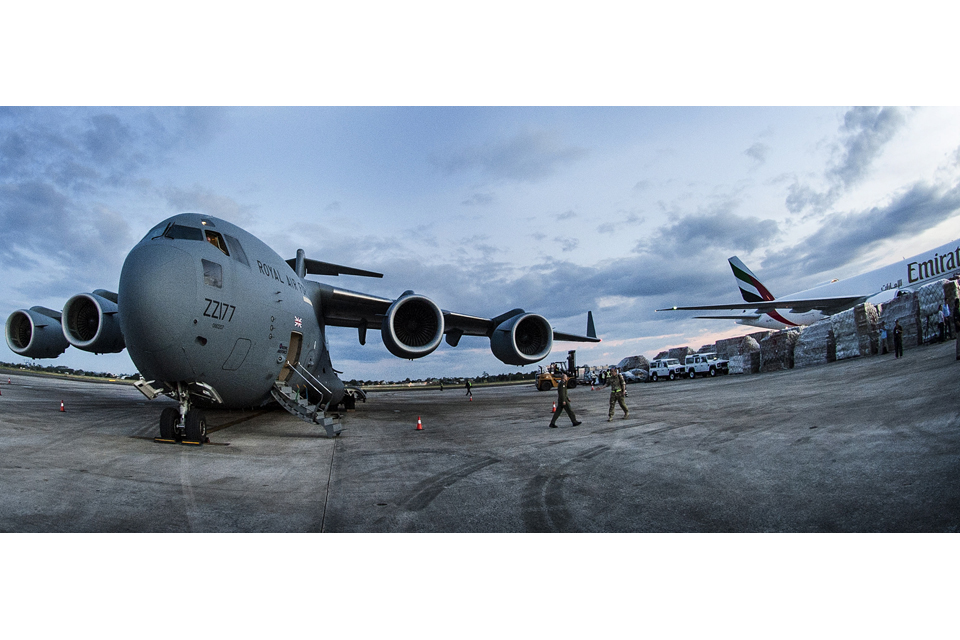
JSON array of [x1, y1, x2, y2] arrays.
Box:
[[548, 374, 581, 428], [605, 366, 629, 421]]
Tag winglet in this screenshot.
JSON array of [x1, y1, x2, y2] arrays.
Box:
[[587, 310, 596, 339]]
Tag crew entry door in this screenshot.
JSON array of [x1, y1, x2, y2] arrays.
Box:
[[278, 332, 303, 383]]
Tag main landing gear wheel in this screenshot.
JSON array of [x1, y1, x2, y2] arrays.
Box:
[[184, 409, 207, 443], [159, 407, 179, 440]]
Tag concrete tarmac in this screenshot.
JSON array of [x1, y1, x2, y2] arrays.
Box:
[[1, 341, 958, 532]]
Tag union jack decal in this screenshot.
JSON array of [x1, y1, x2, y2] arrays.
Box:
[[294, 316, 303, 328]]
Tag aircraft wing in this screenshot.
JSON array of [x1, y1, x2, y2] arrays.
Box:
[[657, 294, 869, 316], [315, 285, 599, 348]]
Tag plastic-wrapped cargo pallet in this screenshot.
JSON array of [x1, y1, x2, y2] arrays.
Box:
[[918, 280, 947, 344], [879, 290, 921, 351], [715, 335, 761, 374], [831, 308, 860, 360], [667, 346, 695, 361], [759, 329, 800, 372], [794, 318, 835, 368], [855, 303, 880, 356]]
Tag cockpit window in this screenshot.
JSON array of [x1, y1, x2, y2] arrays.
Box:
[[205, 230, 230, 256], [202, 259, 223, 288], [164, 224, 204, 241], [224, 234, 250, 267]]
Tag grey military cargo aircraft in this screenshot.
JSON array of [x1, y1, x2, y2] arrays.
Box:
[[5, 213, 599, 442]]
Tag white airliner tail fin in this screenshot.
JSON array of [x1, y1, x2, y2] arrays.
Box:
[[729, 256, 776, 303]]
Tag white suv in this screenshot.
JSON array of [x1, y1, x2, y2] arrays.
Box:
[[648, 358, 684, 381], [684, 353, 729, 378]]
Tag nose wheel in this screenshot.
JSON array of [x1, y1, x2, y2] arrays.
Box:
[[154, 383, 208, 445]]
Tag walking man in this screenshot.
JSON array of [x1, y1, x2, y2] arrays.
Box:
[[548, 374, 581, 428], [464, 379, 473, 399], [605, 366, 629, 421]]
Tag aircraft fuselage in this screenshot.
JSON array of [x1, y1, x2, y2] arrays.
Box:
[[118, 213, 342, 409]]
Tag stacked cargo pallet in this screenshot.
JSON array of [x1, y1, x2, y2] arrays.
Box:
[[715, 335, 761, 374], [617, 355, 650, 372], [794, 318, 835, 368], [879, 291, 921, 351], [855, 303, 881, 356], [667, 346, 696, 361], [831, 303, 880, 360], [759, 330, 801, 372], [918, 280, 947, 344]]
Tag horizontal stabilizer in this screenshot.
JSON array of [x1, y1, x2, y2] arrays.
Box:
[[286, 257, 383, 279], [658, 294, 868, 316], [554, 311, 601, 343]]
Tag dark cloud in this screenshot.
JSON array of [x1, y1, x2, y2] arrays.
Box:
[[744, 142, 769, 164], [765, 179, 960, 277], [0, 180, 71, 262], [830, 106, 906, 187], [786, 106, 909, 214], [636, 209, 780, 258], [436, 130, 587, 183], [461, 192, 495, 206]]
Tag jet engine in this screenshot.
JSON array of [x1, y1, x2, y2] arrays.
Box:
[[381, 292, 444, 359], [61, 290, 126, 354], [490, 312, 554, 365], [5, 307, 70, 359]]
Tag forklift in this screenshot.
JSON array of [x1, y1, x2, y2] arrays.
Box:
[[535, 350, 579, 391]]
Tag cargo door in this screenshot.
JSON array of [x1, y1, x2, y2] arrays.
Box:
[[278, 331, 303, 383]]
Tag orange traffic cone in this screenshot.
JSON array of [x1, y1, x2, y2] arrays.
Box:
[[416, 416, 423, 431], [60, 401, 65, 412], [551, 401, 556, 413]]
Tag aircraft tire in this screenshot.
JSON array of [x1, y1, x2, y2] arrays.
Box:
[[185, 409, 206, 442], [159, 408, 178, 440]]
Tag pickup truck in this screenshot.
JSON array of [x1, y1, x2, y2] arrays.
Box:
[[647, 358, 684, 381], [684, 353, 730, 378]]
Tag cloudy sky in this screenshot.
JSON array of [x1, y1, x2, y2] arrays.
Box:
[[3, 3, 960, 381], [3, 105, 960, 380]]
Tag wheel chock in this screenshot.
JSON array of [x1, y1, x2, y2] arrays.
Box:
[[153, 437, 179, 444]]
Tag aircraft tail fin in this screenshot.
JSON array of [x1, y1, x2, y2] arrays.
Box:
[[728, 256, 775, 303]]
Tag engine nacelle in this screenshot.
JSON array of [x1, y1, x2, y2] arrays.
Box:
[[5, 307, 70, 359], [381, 293, 444, 359], [490, 312, 553, 365], [61, 290, 126, 354]]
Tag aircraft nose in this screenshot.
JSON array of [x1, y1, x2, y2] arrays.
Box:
[[119, 242, 198, 357]]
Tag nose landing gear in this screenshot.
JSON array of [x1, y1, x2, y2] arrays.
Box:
[[154, 382, 213, 445]]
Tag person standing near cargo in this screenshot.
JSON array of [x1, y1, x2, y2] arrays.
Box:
[[549, 374, 581, 428], [605, 366, 629, 421], [894, 320, 903, 358]]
